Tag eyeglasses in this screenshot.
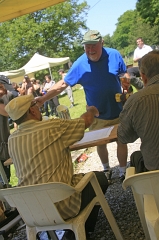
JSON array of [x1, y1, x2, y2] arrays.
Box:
[[30, 101, 37, 107], [30, 101, 41, 112]]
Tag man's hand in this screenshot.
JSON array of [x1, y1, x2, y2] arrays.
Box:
[[34, 96, 45, 107], [120, 73, 131, 90], [81, 105, 99, 129], [86, 105, 99, 117]]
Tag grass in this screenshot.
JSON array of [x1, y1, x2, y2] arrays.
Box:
[[58, 85, 86, 119], [9, 85, 87, 186]]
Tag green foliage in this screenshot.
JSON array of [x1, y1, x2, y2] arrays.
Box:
[[10, 165, 18, 186], [59, 85, 86, 118], [111, 10, 139, 56], [136, 0, 159, 26], [104, 9, 159, 59], [0, 0, 89, 72], [103, 34, 113, 48]]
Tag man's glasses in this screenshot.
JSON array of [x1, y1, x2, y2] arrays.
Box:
[[30, 101, 38, 108]]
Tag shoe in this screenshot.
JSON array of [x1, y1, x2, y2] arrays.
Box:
[[119, 174, 125, 182], [70, 104, 74, 108], [86, 232, 95, 239], [104, 169, 112, 183], [62, 230, 75, 240]]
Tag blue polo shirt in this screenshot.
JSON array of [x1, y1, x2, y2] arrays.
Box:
[[64, 47, 127, 120]]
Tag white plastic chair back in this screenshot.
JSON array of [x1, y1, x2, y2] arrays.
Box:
[[123, 167, 159, 240], [0, 172, 124, 240]]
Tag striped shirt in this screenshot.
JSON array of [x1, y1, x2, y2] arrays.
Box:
[[8, 118, 85, 219], [117, 74, 159, 170]]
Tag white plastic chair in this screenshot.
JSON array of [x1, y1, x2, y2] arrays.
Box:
[[122, 167, 159, 240], [0, 172, 123, 240]]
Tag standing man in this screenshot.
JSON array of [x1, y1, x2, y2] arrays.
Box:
[[43, 75, 59, 116], [36, 30, 130, 181], [118, 50, 159, 173], [0, 84, 14, 182], [128, 37, 152, 77], [58, 69, 75, 108]]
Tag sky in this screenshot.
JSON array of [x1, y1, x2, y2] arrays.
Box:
[[79, 0, 137, 36]]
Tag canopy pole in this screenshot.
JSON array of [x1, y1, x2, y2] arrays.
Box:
[[49, 67, 53, 80]]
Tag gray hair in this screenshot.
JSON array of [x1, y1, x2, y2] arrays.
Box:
[[139, 50, 159, 79]]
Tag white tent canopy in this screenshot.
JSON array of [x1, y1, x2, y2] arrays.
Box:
[[19, 53, 70, 75], [0, 53, 70, 83], [0, 69, 25, 78]]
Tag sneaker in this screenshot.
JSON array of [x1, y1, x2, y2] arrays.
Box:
[[70, 104, 74, 108], [119, 174, 125, 182], [62, 230, 75, 240], [104, 169, 112, 183], [86, 232, 95, 240]]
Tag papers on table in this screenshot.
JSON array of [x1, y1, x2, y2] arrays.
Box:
[[72, 126, 114, 146]]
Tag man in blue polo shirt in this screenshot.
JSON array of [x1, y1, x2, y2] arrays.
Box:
[[37, 30, 130, 181]]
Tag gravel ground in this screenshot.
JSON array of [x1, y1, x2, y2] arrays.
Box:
[[9, 139, 145, 240]]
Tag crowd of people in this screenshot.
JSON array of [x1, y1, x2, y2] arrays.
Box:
[[0, 29, 158, 239]]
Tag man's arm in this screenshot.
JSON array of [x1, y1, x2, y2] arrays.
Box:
[[36, 80, 68, 105], [0, 103, 8, 117], [120, 73, 131, 90], [133, 57, 140, 63], [80, 106, 99, 129], [133, 48, 139, 63], [117, 100, 138, 143]]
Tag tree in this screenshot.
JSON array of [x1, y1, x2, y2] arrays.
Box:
[[136, 0, 159, 26], [108, 9, 159, 58], [103, 34, 113, 48], [0, 0, 89, 72], [111, 10, 137, 56]]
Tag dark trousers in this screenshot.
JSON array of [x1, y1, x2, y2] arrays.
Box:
[[127, 67, 140, 77], [44, 97, 59, 116], [80, 171, 108, 233], [50, 96, 59, 116], [0, 160, 10, 183], [130, 151, 148, 173]]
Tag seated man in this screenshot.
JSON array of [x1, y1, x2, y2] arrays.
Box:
[[117, 50, 159, 173], [0, 83, 14, 183], [5, 94, 108, 238], [127, 37, 152, 78]]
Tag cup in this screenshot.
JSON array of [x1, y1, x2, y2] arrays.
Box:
[[42, 116, 49, 121], [119, 75, 130, 91], [119, 76, 130, 84], [56, 105, 71, 119]]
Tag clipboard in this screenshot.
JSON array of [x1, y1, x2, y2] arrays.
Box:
[[70, 124, 118, 151]]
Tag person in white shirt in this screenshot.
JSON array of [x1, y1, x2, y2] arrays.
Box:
[[128, 37, 152, 77], [133, 37, 152, 64], [58, 69, 75, 108], [43, 75, 59, 116]]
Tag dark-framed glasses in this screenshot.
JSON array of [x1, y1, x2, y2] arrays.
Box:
[[30, 101, 37, 107]]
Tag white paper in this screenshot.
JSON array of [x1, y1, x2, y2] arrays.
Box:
[[73, 126, 114, 146]]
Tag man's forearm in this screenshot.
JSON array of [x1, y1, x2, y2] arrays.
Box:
[[43, 80, 68, 102], [0, 104, 8, 116], [134, 57, 140, 63], [80, 106, 99, 129]]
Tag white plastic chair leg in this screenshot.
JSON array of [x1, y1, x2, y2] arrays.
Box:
[[91, 177, 124, 240], [132, 190, 151, 240], [26, 226, 37, 240], [73, 224, 86, 240], [47, 231, 59, 240]]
